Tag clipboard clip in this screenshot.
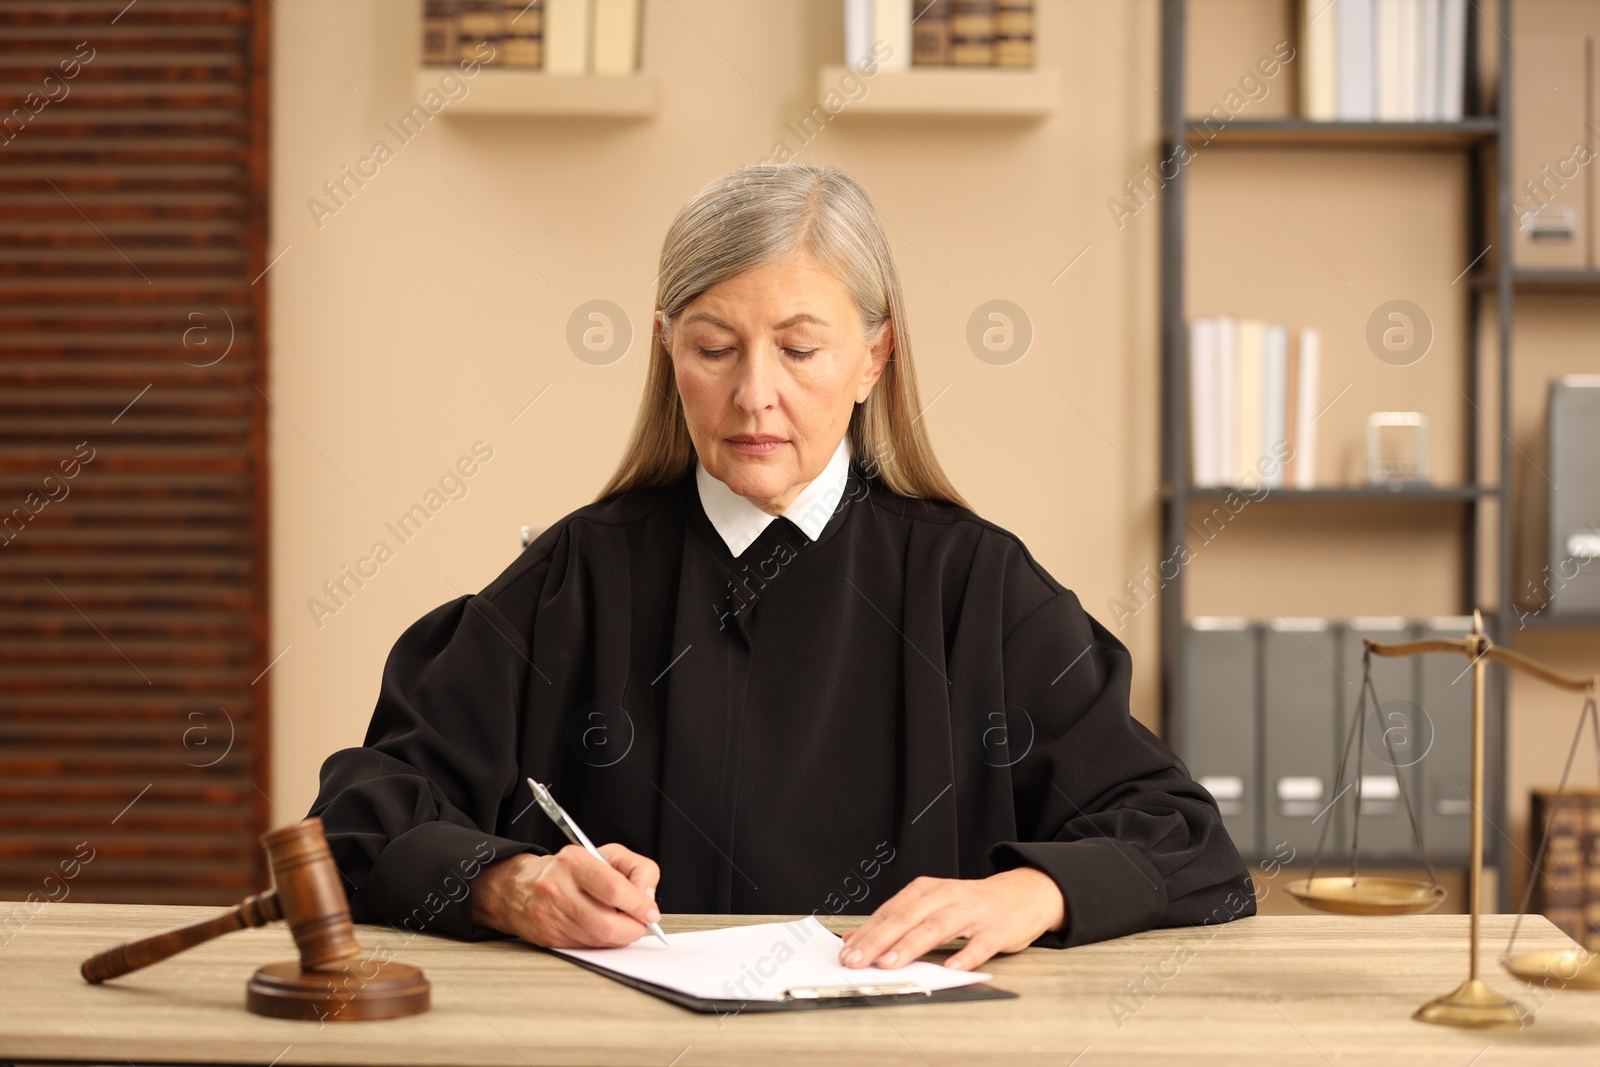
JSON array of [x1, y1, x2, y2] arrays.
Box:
[[781, 982, 932, 1001]]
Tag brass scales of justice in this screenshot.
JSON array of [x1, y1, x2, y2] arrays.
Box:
[[1283, 609, 1600, 1029]]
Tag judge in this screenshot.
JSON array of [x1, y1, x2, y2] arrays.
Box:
[[308, 162, 1255, 974]]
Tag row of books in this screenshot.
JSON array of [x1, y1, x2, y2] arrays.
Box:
[[845, 0, 1035, 71], [421, 0, 642, 74], [1188, 318, 1322, 490], [1529, 789, 1600, 950], [1300, 0, 1468, 121]]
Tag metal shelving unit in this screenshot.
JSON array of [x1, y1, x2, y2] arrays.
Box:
[[1157, 0, 1514, 905]]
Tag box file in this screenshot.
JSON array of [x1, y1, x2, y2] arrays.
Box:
[[1414, 616, 1479, 859], [1549, 377, 1600, 613], [1337, 618, 1419, 859], [1177, 618, 1259, 856], [1262, 619, 1337, 858]]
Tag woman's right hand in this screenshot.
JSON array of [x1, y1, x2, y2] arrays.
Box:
[[469, 843, 662, 948]]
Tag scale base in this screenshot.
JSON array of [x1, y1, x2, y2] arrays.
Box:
[[1412, 979, 1530, 1030], [246, 959, 430, 1022]]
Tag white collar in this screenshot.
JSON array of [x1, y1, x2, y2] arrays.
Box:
[[695, 435, 852, 558]]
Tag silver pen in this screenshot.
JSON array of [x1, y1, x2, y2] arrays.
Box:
[[526, 777, 669, 945]]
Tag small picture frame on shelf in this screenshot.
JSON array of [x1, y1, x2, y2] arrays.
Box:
[[1365, 412, 1430, 485]]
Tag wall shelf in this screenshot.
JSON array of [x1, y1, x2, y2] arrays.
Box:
[[1175, 485, 1501, 503], [1177, 117, 1499, 148], [815, 65, 1058, 118], [1514, 612, 1600, 630], [415, 69, 658, 117]]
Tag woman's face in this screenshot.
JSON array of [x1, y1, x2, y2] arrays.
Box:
[[660, 249, 892, 515]]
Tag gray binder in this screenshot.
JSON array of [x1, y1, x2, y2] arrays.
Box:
[[1177, 618, 1259, 856], [1549, 377, 1600, 613], [1337, 618, 1419, 860], [1262, 619, 1337, 859], [1415, 616, 1483, 860]]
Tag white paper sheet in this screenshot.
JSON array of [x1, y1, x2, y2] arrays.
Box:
[[548, 916, 993, 1002]]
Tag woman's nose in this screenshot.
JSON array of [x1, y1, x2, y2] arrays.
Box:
[[732, 349, 777, 410]]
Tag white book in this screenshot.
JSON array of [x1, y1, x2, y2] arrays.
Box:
[[1302, 0, 1338, 120], [1416, 0, 1439, 119], [873, 0, 912, 72], [1260, 324, 1290, 488], [1294, 328, 1322, 488], [1396, 0, 1418, 119], [1438, 0, 1466, 120], [1216, 316, 1239, 486], [844, 0, 873, 69], [1376, 0, 1404, 119], [545, 0, 592, 74], [1236, 320, 1265, 483], [1189, 318, 1219, 486], [591, 0, 639, 75], [1337, 0, 1376, 120]]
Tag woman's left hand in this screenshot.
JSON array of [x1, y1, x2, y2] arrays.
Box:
[[838, 867, 1067, 973]]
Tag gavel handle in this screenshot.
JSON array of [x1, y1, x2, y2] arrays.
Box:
[[80, 889, 283, 983]]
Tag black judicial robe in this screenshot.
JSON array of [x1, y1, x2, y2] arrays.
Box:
[[308, 458, 1256, 949]]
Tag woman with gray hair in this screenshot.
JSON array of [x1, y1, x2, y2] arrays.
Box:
[[309, 162, 1253, 974]]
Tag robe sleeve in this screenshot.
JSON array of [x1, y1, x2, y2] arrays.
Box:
[[984, 588, 1257, 948], [306, 591, 549, 941]]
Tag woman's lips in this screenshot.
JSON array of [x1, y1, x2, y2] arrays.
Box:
[[727, 436, 786, 457]]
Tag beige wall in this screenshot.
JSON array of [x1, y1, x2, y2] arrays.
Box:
[[267, 1, 1597, 915], [268, 0, 1168, 823]]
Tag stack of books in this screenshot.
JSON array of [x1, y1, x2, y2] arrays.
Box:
[[421, 0, 642, 74], [1299, 0, 1468, 121], [1530, 789, 1600, 950], [846, 1, 1035, 71], [1187, 317, 1322, 490]]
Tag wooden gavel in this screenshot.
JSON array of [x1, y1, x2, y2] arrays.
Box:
[[82, 816, 361, 983], [80, 815, 429, 1020]]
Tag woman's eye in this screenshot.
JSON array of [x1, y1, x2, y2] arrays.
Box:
[[697, 347, 731, 357], [785, 348, 816, 359]]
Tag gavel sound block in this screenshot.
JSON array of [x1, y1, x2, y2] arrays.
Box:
[[80, 816, 429, 1022]]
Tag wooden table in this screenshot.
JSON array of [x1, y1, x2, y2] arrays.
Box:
[[1, 904, 1596, 1065]]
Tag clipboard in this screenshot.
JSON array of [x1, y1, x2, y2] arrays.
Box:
[[546, 948, 1019, 1013]]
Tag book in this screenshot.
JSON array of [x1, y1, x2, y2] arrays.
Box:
[[592, 0, 640, 74], [995, 0, 1034, 68], [1301, 0, 1337, 119], [844, 0, 873, 69], [544, 0, 590, 73], [1530, 790, 1597, 948], [1283, 329, 1301, 486], [1376, 0, 1404, 119], [1216, 316, 1239, 486], [912, 0, 951, 66], [1336, 0, 1375, 120], [1235, 320, 1265, 481], [1293, 327, 1320, 488], [458, 0, 504, 65], [1260, 323, 1289, 487], [503, 0, 543, 68], [1188, 318, 1219, 487], [874, 0, 913, 71], [1437, 0, 1466, 120], [949, 0, 996, 67], [1416, 0, 1439, 119], [422, 0, 458, 66]]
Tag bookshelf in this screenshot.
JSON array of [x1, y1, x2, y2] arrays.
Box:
[[412, 69, 659, 117], [815, 65, 1058, 118], [1157, 0, 1513, 906]]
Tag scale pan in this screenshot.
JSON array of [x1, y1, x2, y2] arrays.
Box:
[[1502, 949, 1600, 990], [1285, 876, 1447, 916]]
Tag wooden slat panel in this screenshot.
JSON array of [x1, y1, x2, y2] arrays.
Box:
[[0, 0, 268, 907]]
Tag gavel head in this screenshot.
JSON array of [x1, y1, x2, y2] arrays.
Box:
[[262, 817, 362, 971]]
